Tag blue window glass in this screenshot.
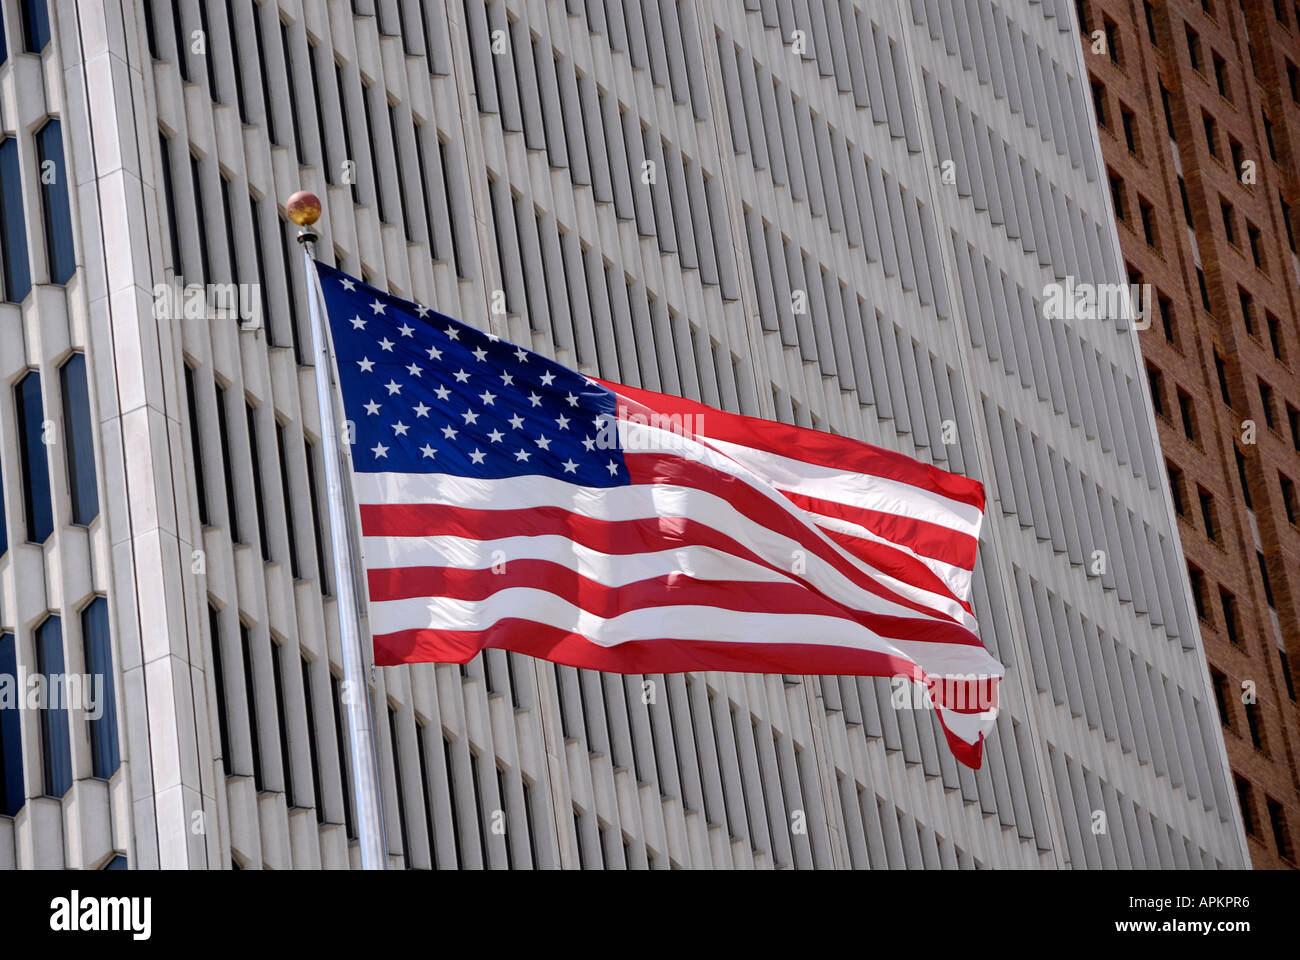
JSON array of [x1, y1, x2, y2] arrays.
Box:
[[36, 120, 74, 284], [19, 0, 48, 53], [0, 3, 8, 66], [82, 597, 118, 778], [0, 632, 23, 816], [15, 371, 53, 543], [102, 855, 127, 869], [60, 353, 98, 524], [0, 456, 8, 556], [0, 137, 31, 303], [36, 616, 71, 797]]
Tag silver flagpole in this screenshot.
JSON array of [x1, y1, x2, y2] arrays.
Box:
[[288, 191, 388, 869]]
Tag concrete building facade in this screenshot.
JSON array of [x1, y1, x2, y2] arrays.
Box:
[[0, 0, 1249, 868], [1078, 0, 1300, 868]]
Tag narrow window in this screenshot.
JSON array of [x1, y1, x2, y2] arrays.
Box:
[[1197, 485, 1218, 541], [0, 633, 24, 815], [1214, 348, 1232, 405], [216, 385, 240, 542], [280, 19, 305, 165], [35, 120, 74, 284], [1220, 590, 1240, 645], [1258, 551, 1276, 608], [36, 616, 71, 797], [81, 597, 119, 778], [189, 152, 212, 282], [15, 371, 53, 543], [208, 605, 231, 774], [1167, 462, 1186, 516], [240, 622, 264, 790], [20, 0, 49, 53], [331, 673, 356, 838], [1235, 447, 1254, 509], [1281, 474, 1298, 525], [158, 132, 182, 272], [246, 403, 270, 561], [1269, 799, 1294, 862], [1177, 388, 1197, 441], [60, 353, 98, 525], [272, 639, 294, 803], [0, 137, 32, 302], [275, 422, 300, 578], [1236, 777, 1258, 836], [1260, 380, 1277, 430], [1210, 669, 1232, 727], [1187, 564, 1208, 620]]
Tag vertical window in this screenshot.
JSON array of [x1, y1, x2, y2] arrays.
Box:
[[1144, 1, 1158, 44], [1239, 287, 1254, 334], [300, 655, 323, 822], [1197, 485, 1218, 541], [1282, 194, 1296, 252], [81, 597, 119, 778], [1230, 138, 1244, 177], [1186, 26, 1201, 72], [336, 61, 359, 203], [280, 19, 305, 165], [272, 639, 294, 803], [216, 384, 240, 542], [35, 120, 74, 284], [1160, 82, 1176, 140], [1221, 201, 1235, 244], [60, 353, 98, 525], [197, 0, 217, 97], [304, 438, 329, 592], [1120, 106, 1138, 154], [1288, 404, 1300, 451], [1108, 174, 1125, 221], [308, 40, 331, 176], [15, 371, 53, 543], [1235, 447, 1254, 509], [1246, 701, 1267, 753], [388, 706, 410, 865], [184, 364, 209, 525], [0, 455, 7, 556], [0, 633, 23, 816], [277, 215, 304, 363], [1196, 267, 1211, 312], [1202, 112, 1217, 156], [1103, 17, 1120, 65], [239, 622, 264, 789], [1187, 564, 1208, 620], [158, 132, 182, 272], [1213, 53, 1228, 99], [1220, 590, 1240, 645], [1236, 777, 1258, 836], [331, 673, 355, 838], [1167, 462, 1186, 516], [1177, 177, 1193, 225], [208, 605, 231, 775], [1269, 799, 1294, 862], [1091, 82, 1107, 127], [252, 0, 276, 141], [36, 616, 71, 797], [219, 173, 238, 287], [1160, 296, 1177, 344], [1260, 380, 1277, 430], [245, 402, 270, 561], [1281, 474, 1297, 525], [1258, 551, 1276, 608], [1214, 348, 1231, 405], [224, 0, 247, 122], [1267, 313, 1285, 361], [275, 422, 300, 578], [0, 137, 32, 302], [0, 2, 8, 67], [189, 152, 211, 282], [249, 194, 273, 346], [170, 0, 189, 81], [20, 0, 49, 53], [1146, 364, 1165, 417], [1177, 388, 1197, 442], [1248, 224, 1263, 269], [1210, 668, 1231, 727], [1263, 109, 1277, 161], [1139, 197, 1157, 247]]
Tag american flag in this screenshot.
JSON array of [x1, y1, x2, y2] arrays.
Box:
[[316, 262, 1004, 768]]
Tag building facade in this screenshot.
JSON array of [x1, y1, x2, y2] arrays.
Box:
[[0, 0, 1249, 868], [1079, 0, 1300, 868]]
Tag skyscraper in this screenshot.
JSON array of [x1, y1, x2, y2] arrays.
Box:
[[0, 0, 1247, 869], [1079, 0, 1300, 869]]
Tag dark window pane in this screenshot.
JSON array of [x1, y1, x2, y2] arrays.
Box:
[[102, 855, 127, 869], [15, 371, 53, 543], [60, 353, 98, 524], [304, 439, 329, 592], [301, 655, 323, 822], [36, 616, 71, 797], [82, 597, 119, 778], [331, 673, 355, 838], [184, 365, 209, 524], [0, 456, 8, 556], [240, 622, 263, 789], [208, 606, 230, 774], [275, 422, 300, 578], [34, 121, 74, 282], [216, 385, 240, 541], [158, 132, 182, 271], [20, 0, 49, 53], [0, 4, 8, 67], [0, 137, 32, 302], [272, 639, 294, 803], [0, 633, 24, 816], [189, 152, 211, 282], [246, 403, 270, 561]]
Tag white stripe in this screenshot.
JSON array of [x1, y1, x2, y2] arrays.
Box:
[[354, 470, 978, 630], [699, 435, 984, 542], [368, 590, 1002, 742], [364, 533, 793, 587]]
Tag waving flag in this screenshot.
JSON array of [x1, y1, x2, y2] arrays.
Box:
[[316, 263, 1004, 767]]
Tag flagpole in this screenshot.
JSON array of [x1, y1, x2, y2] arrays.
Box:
[[287, 191, 388, 869]]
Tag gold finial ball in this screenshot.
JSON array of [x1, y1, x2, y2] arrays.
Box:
[[286, 191, 322, 226]]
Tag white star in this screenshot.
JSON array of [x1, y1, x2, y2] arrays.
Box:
[[487, 429, 504, 443], [581, 436, 596, 452], [406, 363, 421, 377], [357, 357, 375, 372], [562, 458, 579, 474], [472, 347, 488, 362], [379, 337, 394, 352], [606, 461, 619, 475], [540, 371, 556, 386], [371, 442, 389, 459], [392, 421, 409, 436], [385, 380, 402, 395], [413, 401, 431, 418], [420, 444, 436, 459], [535, 435, 552, 451], [514, 347, 528, 362], [415, 304, 430, 318], [434, 385, 451, 401], [593, 416, 606, 428], [469, 449, 486, 465], [453, 369, 471, 383], [500, 371, 514, 386], [555, 414, 570, 430], [370, 299, 386, 315], [441, 425, 458, 440], [363, 399, 381, 416], [508, 413, 525, 429], [461, 409, 480, 425], [349, 315, 366, 330], [398, 323, 414, 337], [479, 390, 496, 406], [565, 392, 579, 407], [444, 326, 460, 340], [514, 449, 531, 462], [527, 392, 542, 407], [427, 344, 443, 360], [340, 277, 356, 291]]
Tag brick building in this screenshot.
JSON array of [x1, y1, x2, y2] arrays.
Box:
[[1079, 0, 1300, 867]]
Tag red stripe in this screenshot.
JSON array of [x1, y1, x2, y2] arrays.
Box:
[[782, 490, 978, 570], [366, 560, 983, 646], [601, 378, 986, 512], [372, 622, 989, 769], [362, 478, 966, 632], [620, 452, 969, 623], [819, 527, 971, 615]]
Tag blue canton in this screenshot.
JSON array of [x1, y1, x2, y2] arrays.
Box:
[[316, 262, 627, 486]]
